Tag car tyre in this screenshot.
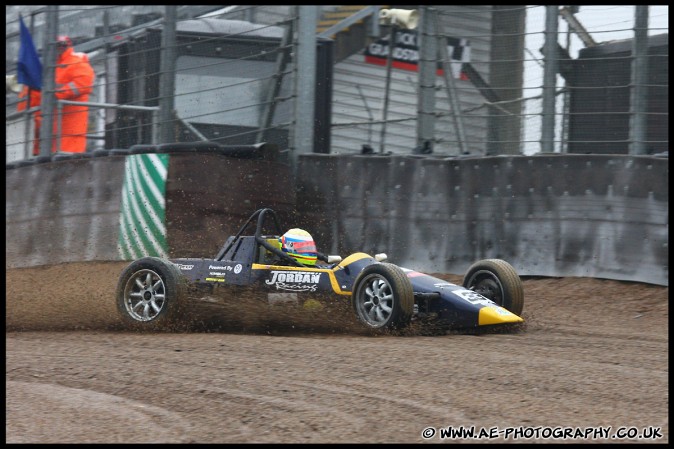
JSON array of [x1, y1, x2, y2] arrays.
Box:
[[116, 257, 187, 330], [463, 259, 524, 315], [352, 262, 414, 329]]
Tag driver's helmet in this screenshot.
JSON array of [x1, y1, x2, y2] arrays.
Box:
[[279, 228, 317, 266]]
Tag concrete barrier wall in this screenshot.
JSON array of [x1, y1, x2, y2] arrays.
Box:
[[5, 152, 668, 286], [6, 153, 295, 268], [6, 157, 126, 268], [165, 153, 295, 258], [296, 153, 669, 286]]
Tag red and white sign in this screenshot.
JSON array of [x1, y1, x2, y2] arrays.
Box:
[[364, 29, 470, 80]]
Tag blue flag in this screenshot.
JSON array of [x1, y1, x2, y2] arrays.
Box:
[[17, 15, 42, 90]]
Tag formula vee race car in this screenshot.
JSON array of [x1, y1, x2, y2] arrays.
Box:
[[116, 208, 524, 333]]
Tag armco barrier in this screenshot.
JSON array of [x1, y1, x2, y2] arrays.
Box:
[[296, 153, 668, 286]]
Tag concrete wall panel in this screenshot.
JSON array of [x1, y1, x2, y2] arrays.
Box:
[[166, 153, 295, 258], [6, 158, 126, 268], [6, 153, 667, 286], [297, 153, 668, 286], [6, 154, 295, 268]]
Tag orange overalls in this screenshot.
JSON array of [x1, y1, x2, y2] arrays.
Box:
[[17, 47, 95, 155]]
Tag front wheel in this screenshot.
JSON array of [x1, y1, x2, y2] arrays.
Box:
[[352, 263, 414, 329], [463, 259, 524, 315], [116, 257, 187, 330]]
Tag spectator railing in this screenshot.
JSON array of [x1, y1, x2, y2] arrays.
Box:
[[6, 101, 160, 160], [56, 100, 160, 153]]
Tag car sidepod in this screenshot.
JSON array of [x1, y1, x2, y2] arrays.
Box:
[[249, 254, 379, 297], [171, 258, 252, 285]]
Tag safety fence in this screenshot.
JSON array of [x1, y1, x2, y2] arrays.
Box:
[[6, 101, 160, 161], [5, 5, 669, 160]]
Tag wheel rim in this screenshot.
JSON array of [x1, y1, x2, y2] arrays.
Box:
[[356, 274, 395, 327], [123, 269, 167, 321], [468, 270, 503, 306]]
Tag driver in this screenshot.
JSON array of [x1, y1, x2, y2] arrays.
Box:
[[278, 228, 317, 266]]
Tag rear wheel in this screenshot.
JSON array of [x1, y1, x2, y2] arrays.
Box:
[[463, 259, 524, 315], [116, 257, 187, 330], [352, 263, 414, 329]]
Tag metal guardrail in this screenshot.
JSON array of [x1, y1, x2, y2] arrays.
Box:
[[6, 100, 159, 157], [56, 100, 160, 153]]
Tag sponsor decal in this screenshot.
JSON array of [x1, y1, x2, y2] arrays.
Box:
[[364, 29, 470, 79], [494, 306, 514, 316], [234, 264, 243, 274], [176, 264, 194, 271], [265, 270, 322, 292], [453, 288, 494, 306], [209, 264, 233, 271], [205, 277, 226, 283], [209, 272, 226, 277]]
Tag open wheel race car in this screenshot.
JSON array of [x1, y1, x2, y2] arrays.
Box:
[[116, 208, 524, 332]]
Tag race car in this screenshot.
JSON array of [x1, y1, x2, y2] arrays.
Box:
[[116, 208, 524, 332]]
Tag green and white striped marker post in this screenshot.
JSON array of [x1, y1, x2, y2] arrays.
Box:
[[118, 154, 170, 260]]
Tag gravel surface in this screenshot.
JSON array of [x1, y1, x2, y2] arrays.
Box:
[[5, 261, 669, 444]]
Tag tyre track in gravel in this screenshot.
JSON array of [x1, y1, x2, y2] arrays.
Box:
[[6, 381, 194, 444], [5, 261, 669, 443]]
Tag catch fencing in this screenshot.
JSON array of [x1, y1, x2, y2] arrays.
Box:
[[5, 5, 669, 158]]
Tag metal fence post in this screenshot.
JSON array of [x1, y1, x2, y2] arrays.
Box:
[[22, 109, 32, 159], [416, 6, 437, 151], [292, 5, 317, 173], [540, 5, 558, 153], [629, 6, 649, 155], [56, 101, 63, 152], [379, 24, 397, 154], [159, 6, 177, 144], [152, 109, 159, 144], [38, 5, 59, 157]]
